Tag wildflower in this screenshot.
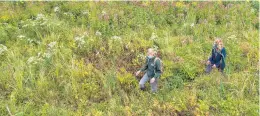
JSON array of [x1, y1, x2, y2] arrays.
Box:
[[251, 8, 255, 13], [43, 52, 52, 58], [54, 6, 60, 12], [190, 23, 194, 27], [137, 53, 146, 59], [228, 35, 236, 39], [150, 32, 157, 40], [95, 31, 102, 36], [192, 2, 197, 6], [176, 2, 184, 8], [83, 31, 88, 36], [27, 38, 33, 43], [17, 35, 25, 39], [96, 51, 99, 56], [37, 52, 41, 57], [153, 45, 158, 51], [0, 44, 7, 55], [22, 24, 28, 28], [64, 12, 73, 16], [112, 36, 122, 40], [82, 10, 89, 15], [48, 42, 57, 49], [102, 10, 107, 15], [36, 41, 41, 45], [74, 36, 86, 47], [36, 14, 45, 20], [31, 22, 36, 26], [40, 21, 47, 26], [27, 56, 35, 64], [2, 23, 8, 25]]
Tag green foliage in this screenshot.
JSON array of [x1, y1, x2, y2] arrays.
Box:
[[0, 1, 258, 115]]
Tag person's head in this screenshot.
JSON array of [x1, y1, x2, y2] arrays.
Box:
[[218, 41, 224, 50], [147, 48, 156, 58], [214, 38, 222, 45], [214, 38, 223, 49]]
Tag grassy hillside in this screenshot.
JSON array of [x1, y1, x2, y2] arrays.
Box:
[[0, 1, 259, 116]]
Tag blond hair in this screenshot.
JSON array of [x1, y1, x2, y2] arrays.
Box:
[[215, 38, 224, 50]]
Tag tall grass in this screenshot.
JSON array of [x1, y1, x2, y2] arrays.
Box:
[[0, 1, 258, 115]]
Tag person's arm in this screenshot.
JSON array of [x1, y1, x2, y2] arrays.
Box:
[[215, 48, 226, 67], [154, 59, 162, 78], [221, 48, 226, 59], [139, 57, 148, 72], [208, 49, 214, 63]]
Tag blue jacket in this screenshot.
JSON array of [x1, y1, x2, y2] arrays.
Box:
[[209, 47, 226, 69]]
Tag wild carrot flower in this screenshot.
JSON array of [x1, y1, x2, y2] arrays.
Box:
[[150, 32, 157, 40], [36, 14, 45, 20], [190, 23, 194, 27], [43, 52, 52, 59], [27, 56, 36, 64], [64, 12, 73, 16], [82, 10, 89, 15], [95, 31, 102, 36], [74, 36, 86, 48], [17, 35, 25, 39], [48, 42, 57, 49], [54, 6, 60, 12], [112, 36, 122, 40], [0, 44, 7, 55]]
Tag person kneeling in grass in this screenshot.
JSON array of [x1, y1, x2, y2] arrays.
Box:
[[206, 38, 226, 74], [135, 48, 162, 93]]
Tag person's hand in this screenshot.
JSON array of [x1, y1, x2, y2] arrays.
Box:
[[150, 78, 155, 83], [212, 64, 216, 68], [206, 61, 211, 65], [135, 70, 141, 76]]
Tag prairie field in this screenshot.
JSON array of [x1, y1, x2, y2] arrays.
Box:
[[0, 1, 259, 116]]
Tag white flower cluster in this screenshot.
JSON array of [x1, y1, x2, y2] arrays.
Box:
[[228, 35, 236, 39], [111, 36, 122, 44], [82, 10, 89, 15], [0, 44, 7, 55], [48, 41, 57, 49], [36, 13, 45, 20], [27, 52, 51, 64], [102, 10, 107, 15], [227, 35, 238, 43], [190, 23, 194, 27], [95, 31, 102, 36], [27, 56, 36, 64], [111, 36, 122, 40], [150, 32, 157, 40], [43, 52, 52, 59], [54, 6, 60, 12], [153, 45, 159, 51], [137, 53, 146, 59], [17, 35, 25, 39], [20, 13, 50, 28], [17, 35, 41, 45], [63, 12, 73, 16], [27, 41, 57, 64], [74, 35, 86, 48]]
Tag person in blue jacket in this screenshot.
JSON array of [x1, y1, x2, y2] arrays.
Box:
[[206, 38, 226, 73]]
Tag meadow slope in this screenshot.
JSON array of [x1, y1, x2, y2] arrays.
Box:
[[0, 1, 259, 116]]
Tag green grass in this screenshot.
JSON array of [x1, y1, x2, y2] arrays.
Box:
[[0, 1, 259, 116]]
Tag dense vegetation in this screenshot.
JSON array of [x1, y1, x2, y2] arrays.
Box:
[[0, 1, 259, 115]]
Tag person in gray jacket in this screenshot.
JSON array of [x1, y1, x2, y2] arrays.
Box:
[[135, 48, 162, 93]]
